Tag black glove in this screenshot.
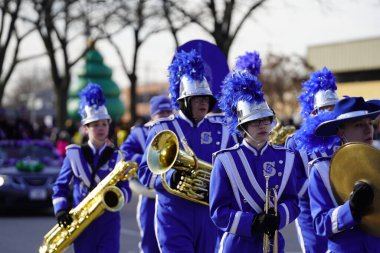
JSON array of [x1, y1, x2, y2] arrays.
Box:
[[56, 209, 73, 228], [264, 208, 280, 238], [251, 208, 280, 238], [349, 181, 374, 220]]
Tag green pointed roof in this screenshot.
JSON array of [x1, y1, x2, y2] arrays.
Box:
[[67, 47, 124, 122]]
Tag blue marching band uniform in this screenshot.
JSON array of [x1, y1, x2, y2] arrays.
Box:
[[50, 45, 380, 253], [120, 95, 173, 253], [307, 97, 380, 253], [285, 67, 341, 253], [52, 84, 131, 253], [120, 122, 159, 253], [210, 51, 300, 253], [138, 50, 237, 253]]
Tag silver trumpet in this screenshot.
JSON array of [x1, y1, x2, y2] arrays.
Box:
[[263, 169, 278, 253]]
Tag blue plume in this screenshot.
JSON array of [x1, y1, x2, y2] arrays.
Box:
[[235, 51, 261, 76], [79, 83, 106, 118], [168, 50, 205, 109], [298, 67, 337, 119], [294, 111, 340, 155], [219, 71, 264, 134]]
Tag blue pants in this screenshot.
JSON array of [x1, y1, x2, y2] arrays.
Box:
[[156, 194, 217, 253], [74, 211, 120, 253], [295, 196, 327, 253], [137, 195, 160, 253]]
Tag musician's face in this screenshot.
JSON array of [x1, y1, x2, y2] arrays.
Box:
[[190, 96, 210, 121], [84, 119, 110, 146], [245, 117, 272, 144], [337, 118, 374, 145]]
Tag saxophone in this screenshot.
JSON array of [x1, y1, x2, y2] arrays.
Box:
[[39, 159, 138, 253]]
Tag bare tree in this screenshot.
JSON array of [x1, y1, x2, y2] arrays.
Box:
[[164, 0, 269, 58], [105, 0, 166, 123], [5, 66, 52, 108], [260, 53, 313, 120], [22, 0, 120, 129], [0, 0, 35, 106]]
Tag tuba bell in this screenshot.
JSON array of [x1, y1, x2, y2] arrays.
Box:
[[330, 142, 380, 237], [269, 119, 296, 145], [147, 130, 212, 206], [39, 159, 138, 253]]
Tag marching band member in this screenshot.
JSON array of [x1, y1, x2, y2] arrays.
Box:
[[308, 96, 380, 252], [286, 67, 340, 253], [120, 95, 173, 253], [52, 83, 131, 253], [210, 51, 300, 252], [138, 49, 237, 253]]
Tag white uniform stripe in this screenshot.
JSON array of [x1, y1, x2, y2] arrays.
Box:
[[221, 152, 262, 213], [299, 151, 309, 176], [218, 232, 228, 253], [53, 197, 66, 205], [220, 126, 229, 149], [222, 161, 243, 210], [315, 162, 338, 206], [70, 150, 91, 187], [149, 174, 158, 188], [136, 194, 144, 252], [294, 219, 306, 253], [236, 149, 266, 200], [331, 206, 341, 234], [280, 202, 290, 226], [278, 152, 294, 199], [230, 211, 242, 234], [298, 179, 309, 197], [172, 120, 187, 147], [154, 196, 163, 253]]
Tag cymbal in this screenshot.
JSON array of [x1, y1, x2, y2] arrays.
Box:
[[330, 142, 380, 237]]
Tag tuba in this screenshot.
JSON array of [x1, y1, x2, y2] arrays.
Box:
[[147, 130, 212, 206], [269, 119, 296, 145], [39, 159, 138, 253], [330, 142, 380, 237]]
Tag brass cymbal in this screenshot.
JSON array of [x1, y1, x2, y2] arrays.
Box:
[[330, 142, 380, 237]]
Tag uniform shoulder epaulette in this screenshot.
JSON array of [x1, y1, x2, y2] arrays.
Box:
[[270, 143, 287, 151], [213, 143, 240, 157], [131, 124, 144, 131], [309, 156, 331, 168], [151, 114, 175, 126], [65, 144, 81, 150], [205, 115, 225, 124]]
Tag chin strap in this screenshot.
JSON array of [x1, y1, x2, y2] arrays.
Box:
[[242, 127, 266, 148], [341, 134, 348, 144]]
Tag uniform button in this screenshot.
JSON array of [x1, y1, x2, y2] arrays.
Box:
[[279, 160, 283, 164], [275, 185, 279, 189], [216, 141, 220, 145], [217, 131, 221, 134], [243, 199, 248, 203], [278, 172, 282, 177]]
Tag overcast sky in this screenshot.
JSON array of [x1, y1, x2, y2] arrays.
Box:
[[13, 0, 380, 91]]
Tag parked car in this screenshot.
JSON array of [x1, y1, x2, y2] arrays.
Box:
[[0, 140, 63, 209]]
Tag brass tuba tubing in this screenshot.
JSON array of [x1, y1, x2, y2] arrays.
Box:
[[147, 130, 212, 205]]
